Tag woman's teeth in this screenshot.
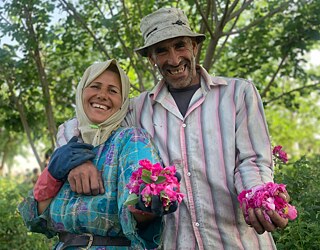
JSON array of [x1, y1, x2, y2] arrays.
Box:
[[92, 103, 107, 110]]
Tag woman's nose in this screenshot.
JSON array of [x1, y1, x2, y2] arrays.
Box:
[[96, 90, 108, 100]]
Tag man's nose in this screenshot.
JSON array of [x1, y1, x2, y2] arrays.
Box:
[[167, 49, 181, 66]]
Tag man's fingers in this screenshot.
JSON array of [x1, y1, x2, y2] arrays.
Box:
[[98, 172, 105, 194], [254, 208, 276, 233], [66, 162, 104, 196], [268, 210, 289, 229], [248, 208, 265, 234], [88, 172, 102, 196], [74, 175, 84, 194], [279, 192, 290, 203], [68, 174, 77, 193]]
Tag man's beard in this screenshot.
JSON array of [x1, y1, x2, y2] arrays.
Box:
[[161, 58, 196, 89]]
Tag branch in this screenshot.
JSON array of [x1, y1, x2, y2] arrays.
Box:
[[1, 68, 43, 168], [264, 82, 320, 105], [23, 3, 57, 144], [196, 0, 211, 63], [225, 0, 242, 20], [59, 0, 111, 58], [219, 0, 230, 29], [0, 13, 11, 25], [226, 0, 254, 23], [223, 2, 289, 36], [194, 0, 215, 39], [212, 11, 241, 65], [261, 54, 288, 98], [212, 0, 218, 25]]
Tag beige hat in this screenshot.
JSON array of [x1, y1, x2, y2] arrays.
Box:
[[135, 7, 206, 57]]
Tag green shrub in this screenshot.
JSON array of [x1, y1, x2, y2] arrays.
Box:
[[273, 155, 320, 250], [0, 176, 56, 250], [0, 155, 319, 249]]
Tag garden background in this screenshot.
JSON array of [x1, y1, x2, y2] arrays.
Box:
[[0, 0, 319, 249]]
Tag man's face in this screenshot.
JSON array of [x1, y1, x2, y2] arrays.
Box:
[[148, 37, 199, 89]]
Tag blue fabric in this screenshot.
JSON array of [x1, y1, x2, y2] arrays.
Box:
[[19, 127, 163, 249], [48, 136, 95, 181]]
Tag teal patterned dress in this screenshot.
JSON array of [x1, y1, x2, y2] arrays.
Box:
[[18, 127, 163, 249]]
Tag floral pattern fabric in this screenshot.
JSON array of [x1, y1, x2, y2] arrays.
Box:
[[19, 127, 163, 250]]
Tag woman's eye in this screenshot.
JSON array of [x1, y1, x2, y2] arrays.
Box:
[[109, 88, 118, 94]]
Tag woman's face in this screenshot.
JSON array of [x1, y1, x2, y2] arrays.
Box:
[[83, 70, 122, 124]]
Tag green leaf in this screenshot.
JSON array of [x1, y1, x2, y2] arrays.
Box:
[[142, 169, 152, 183], [124, 193, 138, 206], [154, 176, 166, 184]]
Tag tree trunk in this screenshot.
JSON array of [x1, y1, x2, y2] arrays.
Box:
[[24, 5, 57, 147], [6, 80, 43, 169]]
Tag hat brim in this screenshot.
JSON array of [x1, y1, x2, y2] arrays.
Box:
[[135, 28, 206, 57]]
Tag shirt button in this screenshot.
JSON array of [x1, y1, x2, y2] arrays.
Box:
[[182, 123, 186, 128], [187, 172, 191, 176], [195, 222, 200, 227]]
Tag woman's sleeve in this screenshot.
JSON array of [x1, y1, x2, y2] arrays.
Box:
[[18, 190, 57, 238], [116, 127, 164, 249]]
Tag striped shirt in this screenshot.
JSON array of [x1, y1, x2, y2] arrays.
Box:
[[124, 66, 276, 250]]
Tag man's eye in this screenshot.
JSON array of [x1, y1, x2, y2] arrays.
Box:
[[155, 48, 167, 54], [176, 43, 185, 49]]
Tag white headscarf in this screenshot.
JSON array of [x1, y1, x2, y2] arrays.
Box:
[[75, 59, 130, 147]]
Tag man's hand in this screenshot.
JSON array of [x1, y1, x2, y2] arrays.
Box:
[[48, 136, 96, 181], [68, 162, 104, 195], [244, 192, 290, 234]]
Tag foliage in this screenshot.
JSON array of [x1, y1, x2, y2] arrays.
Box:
[[0, 176, 56, 249], [0, 154, 318, 249], [272, 155, 320, 249], [0, 1, 319, 171]]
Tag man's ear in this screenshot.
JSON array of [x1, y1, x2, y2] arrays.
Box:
[[192, 39, 199, 57], [148, 55, 155, 66]]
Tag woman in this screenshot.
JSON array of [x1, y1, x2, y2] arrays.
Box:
[[19, 59, 166, 249]]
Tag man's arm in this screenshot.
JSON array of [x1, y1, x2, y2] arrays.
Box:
[[234, 81, 290, 233]]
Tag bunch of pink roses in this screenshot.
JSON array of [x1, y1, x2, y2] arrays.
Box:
[[273, 145, 288, 164], [238, 182, 297, 223], [124, 159, 184, 211]]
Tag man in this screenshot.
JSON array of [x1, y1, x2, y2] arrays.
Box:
[[45, 7, 290, 249]]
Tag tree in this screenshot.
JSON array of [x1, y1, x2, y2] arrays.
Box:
[[0, 0, 319, 171]]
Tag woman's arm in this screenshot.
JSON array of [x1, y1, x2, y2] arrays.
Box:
[[116, 127, 166, 249], [38, 198, 53, 214]]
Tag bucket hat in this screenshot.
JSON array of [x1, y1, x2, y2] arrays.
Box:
[[135, 7, 206, 57]]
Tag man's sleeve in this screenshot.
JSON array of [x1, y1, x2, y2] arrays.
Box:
[[234, 81, 274, 193]]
